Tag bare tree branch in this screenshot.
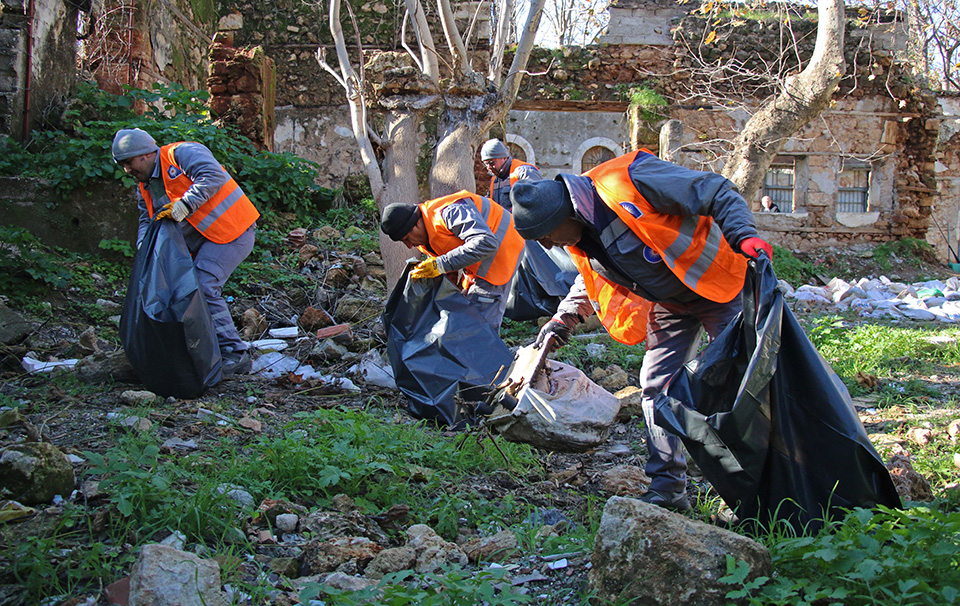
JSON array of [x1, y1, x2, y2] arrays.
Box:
[[321, 0, 384, 197], [404, 0, 440, 82], [437, 0, 471, 77]]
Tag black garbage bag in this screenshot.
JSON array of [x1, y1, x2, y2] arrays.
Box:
[[382, 265, 514, 427], [505, 242, 578, 321], [120, 220, 222, 398], [654, 255, 901, 533]]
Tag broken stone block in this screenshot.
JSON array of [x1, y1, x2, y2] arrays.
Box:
[[590, 496, 771, 606], [299, 306, 335, 332], [599, 465, 651, 496], [0, 442, 76, 506], [129, 544, 228, 606]]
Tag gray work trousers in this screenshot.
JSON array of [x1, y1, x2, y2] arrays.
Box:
[[181, 224, 256, 356], [639, 295, 742, 494], [465, 278, 510, 334]]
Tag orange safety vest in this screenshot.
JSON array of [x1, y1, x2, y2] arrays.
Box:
[[489, 158, 536, 199], [140, 142, 260, 244], [570, 150, 748, 345], [418, 190, 524, 287]]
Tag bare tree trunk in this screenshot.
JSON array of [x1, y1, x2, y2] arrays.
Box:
[[381, 108, 428, 288], [722, 0, 845, 201]]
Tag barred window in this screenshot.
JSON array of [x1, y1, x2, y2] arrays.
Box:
[[762, 156, 794, 211], [837, 167, 870, 212], [581, 146, 616, 173]]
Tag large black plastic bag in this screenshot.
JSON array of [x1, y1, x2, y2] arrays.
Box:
[[382, 266, 513, 427], [654, 255, 901, 532], [505, 242, 578, 321], [120, 220, 222, 398]]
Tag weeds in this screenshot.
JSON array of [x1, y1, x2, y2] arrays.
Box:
[[723, 506, 960, 605]]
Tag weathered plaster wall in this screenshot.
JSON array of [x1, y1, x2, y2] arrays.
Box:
[[502, 109, 629, 178], [931, 97, 960, 262], [86, 0, 216, 96], [0, 0, 81, 140]]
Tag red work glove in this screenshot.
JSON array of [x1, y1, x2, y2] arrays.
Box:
[[740, 237, 772, 259]]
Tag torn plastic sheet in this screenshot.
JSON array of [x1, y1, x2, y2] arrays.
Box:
[[382, 265, 513, 427], [655, 255, 902, 533], [21, 356, 78, 374], [120, 220, 221, 399], [252, 351, 359, 391], [485, 344, 619, 452]]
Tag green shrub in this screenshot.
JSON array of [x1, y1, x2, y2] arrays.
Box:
[[4, 82, 335, 219], [723, 506, 960, 605], [0, 226, 73, 300]]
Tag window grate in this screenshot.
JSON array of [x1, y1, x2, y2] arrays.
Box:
[[837, 168, 870, 212], [763, 167, 794, 208]]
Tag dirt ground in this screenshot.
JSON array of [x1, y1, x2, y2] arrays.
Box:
[[1, 241, 958, 605]]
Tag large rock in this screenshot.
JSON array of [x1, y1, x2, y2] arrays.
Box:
[[128, 544, 228, 606], [0, 306, 34, 344], [364, 546, 417, 579], [299, 536, 382, 576], [589, 496, 771, 606], [0, 442, 75, 505], [405, 524, 468, 573], [75, 349, 137, 384]]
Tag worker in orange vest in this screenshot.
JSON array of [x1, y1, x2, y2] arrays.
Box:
[[480, 138, 542, 211], [380, 191, 524, 332], [510, 149, 772, 512], [112, 128, 259, 376]]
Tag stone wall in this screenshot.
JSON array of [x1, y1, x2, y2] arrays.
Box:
[[83, 0, 217, 96], [0, 176, 139, 253], [207, 30, 275, 151], [0, 0, 83, 140], [931, 96, 960, 263]]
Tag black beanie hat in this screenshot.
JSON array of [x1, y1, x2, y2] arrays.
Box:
[[510, 178, 573, 240], [381, 203, 422, 241]]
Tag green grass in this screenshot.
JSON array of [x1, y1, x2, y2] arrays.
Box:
[[723, 507, 960, 605]]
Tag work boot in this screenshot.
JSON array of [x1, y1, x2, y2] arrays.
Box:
[[222, 351, 252, 376], [640, 489, 691, 512]]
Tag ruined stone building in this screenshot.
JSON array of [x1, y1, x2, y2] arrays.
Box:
[[2, 0, 959, 260]]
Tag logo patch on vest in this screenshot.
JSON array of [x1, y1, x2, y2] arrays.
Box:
[[167, 165, 183, 179], [643, 246, 662, 264], [619, 201, 643, 218]]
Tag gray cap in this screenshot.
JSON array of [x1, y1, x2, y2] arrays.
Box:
[[480, 138, 509, 161], [510, 178, 573, 240], [381, 203, 422, 241], [112, 128, 158, 162]]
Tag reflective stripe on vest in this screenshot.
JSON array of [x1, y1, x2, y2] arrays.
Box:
[[585, 150, 746, 303], [139, 142, 259, 244], [568, 246, 651, 345], [418, 190, 524, 287]]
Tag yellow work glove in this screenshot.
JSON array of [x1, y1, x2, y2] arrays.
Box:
[[409, 257, 441, 280], [155, 200, 190, 222]]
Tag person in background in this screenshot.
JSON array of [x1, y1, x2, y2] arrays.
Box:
[[761, 195, 781, 213], [112, 128, 258, 376], [380, 191, 524, 332], [510, 149, 772, 512], [480, 138, 542, 211]]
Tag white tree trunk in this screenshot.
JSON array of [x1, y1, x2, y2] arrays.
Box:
[[722, 0, 846, 201]]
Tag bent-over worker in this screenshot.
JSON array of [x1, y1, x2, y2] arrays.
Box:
[[510, 149, 772, 512], [381, 191, 524, 332]]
